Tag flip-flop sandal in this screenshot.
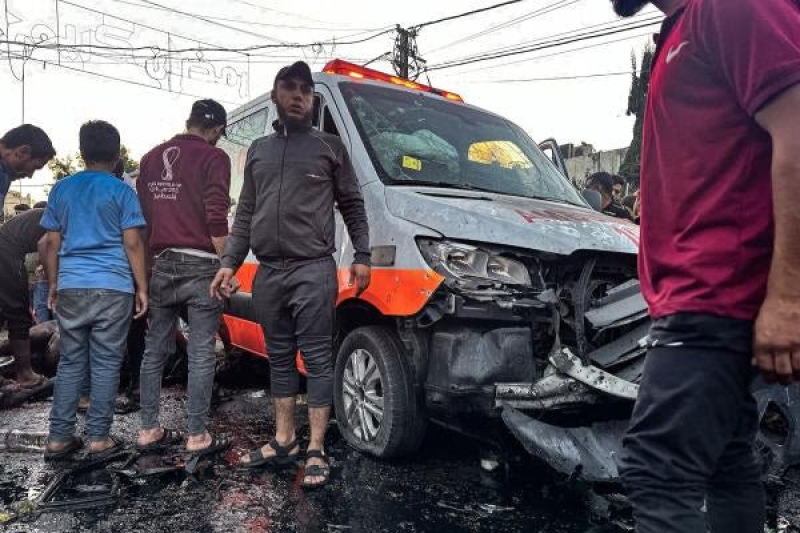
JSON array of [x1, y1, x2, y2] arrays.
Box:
[[86, 435, 126, 461], [238, 438, 299, 470], [44, 436, 84, 461], [184, 434, 232, 459], [136, 428, 183, 452], [301, 450, 331, 490]]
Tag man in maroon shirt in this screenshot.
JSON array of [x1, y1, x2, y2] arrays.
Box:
[[610, 0, 800, 531], [135, 100, 232, 456]]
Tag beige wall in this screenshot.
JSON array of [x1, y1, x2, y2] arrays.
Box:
[[565, 147, 628, 187]]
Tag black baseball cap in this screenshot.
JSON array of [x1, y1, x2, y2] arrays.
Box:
[[189, 99, 227, 135], [274, 61, 314, 88]]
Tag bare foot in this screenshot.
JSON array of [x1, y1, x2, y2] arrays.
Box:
[[46, 438, 74, 453], [186, 431, 212, 452], [87, 436, 118, 453], [137, 427, 165, 447], [303, 450, 329, 487]]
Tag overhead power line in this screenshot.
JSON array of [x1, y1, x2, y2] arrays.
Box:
[[2, 50, 241, 104], [434, 13, 661, 68], [60, 0, 230, 50], [428, 0, 581, 54], [106, 0, 382, 32], [224, 0, 347, 27], [138, 0, 285, 44], [468, 70, 631, 82], [412, 0, 528, 30], [426, 18, 660, 71], [0, 27, 394, 54], [440, 29, 656, 77]]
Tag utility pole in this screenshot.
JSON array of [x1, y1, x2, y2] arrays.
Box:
[[395, 25, 411, 78], [392, 25, 423, 79]]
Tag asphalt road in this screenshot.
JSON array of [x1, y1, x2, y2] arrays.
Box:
[[0, 380, 622, 533], [0, 374, 795, 532]]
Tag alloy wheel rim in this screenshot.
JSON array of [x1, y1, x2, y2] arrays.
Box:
[[342, 348, 384, 442]]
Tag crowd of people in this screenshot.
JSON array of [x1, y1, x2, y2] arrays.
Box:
[[1, 0, 799, 527], [0, 61, 371, 490]]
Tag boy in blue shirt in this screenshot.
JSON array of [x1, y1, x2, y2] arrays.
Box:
[[40, 120, 149, 459]]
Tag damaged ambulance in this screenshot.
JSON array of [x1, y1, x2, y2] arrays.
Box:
[[217, 60, 792, 483]]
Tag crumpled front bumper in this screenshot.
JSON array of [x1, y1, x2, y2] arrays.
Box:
[[502, 405, 627, 482]]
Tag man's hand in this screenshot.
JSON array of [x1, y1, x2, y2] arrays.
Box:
[[47, 286, 58, 311], [133, 289, 149, 320], [753, 294, 800, 385], [210, 267, 240, 300], [349, 264, 371, 297]]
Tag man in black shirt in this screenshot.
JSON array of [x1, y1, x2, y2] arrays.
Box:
[[586, 172, 633, 220], [0, 208, 48, 388]]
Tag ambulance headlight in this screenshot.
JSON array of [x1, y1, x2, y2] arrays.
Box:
[[417, 239, 531, 286]]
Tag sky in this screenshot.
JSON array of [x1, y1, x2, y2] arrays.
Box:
[[0, 0, 660, 201]]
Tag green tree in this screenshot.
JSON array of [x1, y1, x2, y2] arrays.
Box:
[[619, 46, 654, 189], [119, 145, 139, 173], [47, 155, 77, 180], [48, 144, 138, 181]]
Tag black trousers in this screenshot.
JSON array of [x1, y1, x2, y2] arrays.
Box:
[[620, 313, 765, 533], [253, 257, 337, 407]]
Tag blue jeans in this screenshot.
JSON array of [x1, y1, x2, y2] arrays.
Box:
[[31, 280, 52, 323], [139, 251, 222, 436], [48, 289, 133, 442]]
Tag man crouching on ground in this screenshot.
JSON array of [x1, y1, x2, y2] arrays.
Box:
[[42, 120, 148, 460], [211, 61, 371, 489]]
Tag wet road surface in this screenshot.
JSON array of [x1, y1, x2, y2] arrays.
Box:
[[0, 381, 618, 533]]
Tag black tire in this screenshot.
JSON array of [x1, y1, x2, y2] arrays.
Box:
[[334, 326, 426, 458]]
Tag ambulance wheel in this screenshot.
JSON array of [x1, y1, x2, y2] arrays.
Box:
[[334, 326, 426, 458]]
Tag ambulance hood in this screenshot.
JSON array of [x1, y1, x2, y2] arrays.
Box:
[[385, 186, 639, 256]]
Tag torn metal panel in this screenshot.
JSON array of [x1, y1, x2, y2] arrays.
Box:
[[584, 282, 648, 329], [495, 374, 598, 410], [502, 406, 627, 482], [549, 348, 639, 400], [754, 383, 800, 477], [589, 322, 650, 368]]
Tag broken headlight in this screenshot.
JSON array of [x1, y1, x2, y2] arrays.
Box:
[[417, 239, 531, 286]]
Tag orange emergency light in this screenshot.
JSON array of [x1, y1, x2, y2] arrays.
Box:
[[322, 59, 464, 103]]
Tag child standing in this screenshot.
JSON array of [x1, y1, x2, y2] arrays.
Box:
[[41, 120, 148, 459]]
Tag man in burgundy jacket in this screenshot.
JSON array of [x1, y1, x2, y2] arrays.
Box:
[[610, 0, 800, 531], [135, 100, 232, 456]]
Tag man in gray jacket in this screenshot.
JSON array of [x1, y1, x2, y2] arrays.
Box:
[[211, 61, 370, 488]]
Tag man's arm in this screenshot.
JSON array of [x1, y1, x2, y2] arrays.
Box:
[[213, 145, 257, 300], [40, 231, 61, 310], [205, 152, 232, 257], [332, 144, 371, 295], [123, 227, 149, 319], [754, 84, 800, 384]]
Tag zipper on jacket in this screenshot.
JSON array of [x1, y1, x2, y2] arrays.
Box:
[[277, 130, 288, 258]]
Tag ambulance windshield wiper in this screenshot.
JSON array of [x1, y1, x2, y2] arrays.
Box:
[[389, 179, 500, 195], [390, 179, 586, 208]]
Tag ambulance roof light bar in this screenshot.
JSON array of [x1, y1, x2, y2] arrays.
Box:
[[322, 59, 463, 103]]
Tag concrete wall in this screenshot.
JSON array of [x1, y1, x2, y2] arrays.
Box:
[[565, 147, 628, 186], [3, 190, 33, 217]]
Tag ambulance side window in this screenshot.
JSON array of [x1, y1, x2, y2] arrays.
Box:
[[217, 108, 270, 215], [312, 95, 322, 128], [322, 106, 340, 137]]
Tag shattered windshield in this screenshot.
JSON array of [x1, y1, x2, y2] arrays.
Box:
[[339, 82, 586, 206]]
